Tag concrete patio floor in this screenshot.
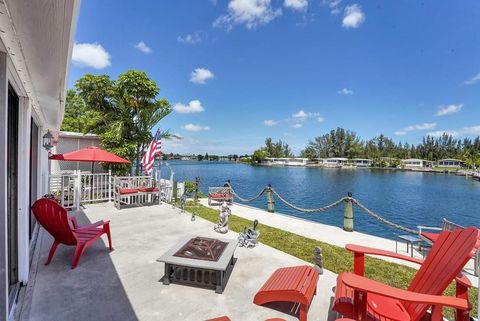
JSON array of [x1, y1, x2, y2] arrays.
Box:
[[18, 202, 338, 321]]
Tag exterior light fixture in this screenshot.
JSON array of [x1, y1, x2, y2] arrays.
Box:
[[42, 130, 54, 151]]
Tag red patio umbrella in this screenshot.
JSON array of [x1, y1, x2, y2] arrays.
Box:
[[49, 146, 130, 172]]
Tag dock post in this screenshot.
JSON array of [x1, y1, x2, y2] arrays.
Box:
[[173, 180, 178, 203], [343, 192, 354, 232], [266, 184, 275, 213]]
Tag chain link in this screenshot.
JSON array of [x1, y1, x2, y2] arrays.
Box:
[[225, 183, 266, 203], [271, 188, 348, 213], [351, 198, 418, 234], [226, 182, 418, 234]]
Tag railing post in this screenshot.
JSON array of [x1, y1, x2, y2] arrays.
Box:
[[75, 170, 81, 211], [266, 184, 275, 213], [343, 192, 354, 232], [173, 180, 178, 203], [108, 169, 112, 202]]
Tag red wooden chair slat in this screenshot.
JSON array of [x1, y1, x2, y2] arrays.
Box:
[[333, 227, 479, 321], [253, 265, 318, 321], [32, 198, 113, 269]]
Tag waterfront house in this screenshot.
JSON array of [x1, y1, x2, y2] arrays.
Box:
[[402, 158, 434, 169], [264, 157, 309, 166], [50, 131, 101, 174], [0, 1, 80, 318], [437, 158, 465, 168], [352, 158, 373, 167], [323, 157, 349, 168]]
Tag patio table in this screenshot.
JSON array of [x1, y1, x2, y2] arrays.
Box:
[[395, 234, 423, 258]]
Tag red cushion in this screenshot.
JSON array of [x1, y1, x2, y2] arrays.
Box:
[[138, 187, 159, 192], [209, 193, 233, 199], [204, 317, 231, 321], [119, 188, 138, 195]]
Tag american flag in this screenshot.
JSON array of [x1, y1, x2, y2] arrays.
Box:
[[141, 129, 162, 175]]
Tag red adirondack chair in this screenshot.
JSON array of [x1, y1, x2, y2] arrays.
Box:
[[333, 227, 479, 321], [32, 198, 113, 269]]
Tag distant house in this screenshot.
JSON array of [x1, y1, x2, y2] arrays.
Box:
[[352, 159, 373, 167], [402, 158, 434, 169], [437, 159, 465, 168], [323, 157, 349, 167], [50, 131, 101, 174], [264, 157, 309, 166]]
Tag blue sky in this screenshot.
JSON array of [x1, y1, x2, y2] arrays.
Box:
[[69, 0, 480, 155]]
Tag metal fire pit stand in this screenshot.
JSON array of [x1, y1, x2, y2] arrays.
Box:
[[157, 235, 237, 294]]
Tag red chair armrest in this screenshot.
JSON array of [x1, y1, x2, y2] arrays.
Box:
[[455, 273, 471, 288], [341, 272, 469, 310], [74, 220, 109, 231], [346, 244, 424, 264], [68, 216, 80, 229]]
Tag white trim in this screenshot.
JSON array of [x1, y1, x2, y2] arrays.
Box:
[[7, 52, 30, 284]]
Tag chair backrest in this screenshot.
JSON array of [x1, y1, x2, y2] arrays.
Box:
[[441, 218, 464, 232], [31, 198, 77, 245], [405, 227, 479, 321]]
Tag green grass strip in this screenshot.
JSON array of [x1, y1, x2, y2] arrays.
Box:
[[185, 202, 478, 319]]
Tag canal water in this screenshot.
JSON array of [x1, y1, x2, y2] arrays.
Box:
[[161, 161, 480, 239]]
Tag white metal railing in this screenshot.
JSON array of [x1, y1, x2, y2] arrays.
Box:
[[48, 170, 185, 210], [80, 172, 112, 204]]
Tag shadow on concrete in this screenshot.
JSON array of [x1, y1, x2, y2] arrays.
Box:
[[18, 208, 139, 321]]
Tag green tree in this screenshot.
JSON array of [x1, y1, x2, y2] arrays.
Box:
[[74, 70, 173, 174], [61, 89, 94, 132], [251, 149, 268, 163]]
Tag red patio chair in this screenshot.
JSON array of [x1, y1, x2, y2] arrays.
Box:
[[32, 198, 113, 269], [333, 227, 479, 321]]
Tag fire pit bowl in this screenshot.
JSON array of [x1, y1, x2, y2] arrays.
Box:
[[157, 236, 237, 294], [174, 237, 228, 261]]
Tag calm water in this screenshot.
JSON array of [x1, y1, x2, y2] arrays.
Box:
[[161, 161, 480, 239]]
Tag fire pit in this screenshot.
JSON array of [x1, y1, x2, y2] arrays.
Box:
[[174, 237, 228, 261], [157, 236, 237, 294]]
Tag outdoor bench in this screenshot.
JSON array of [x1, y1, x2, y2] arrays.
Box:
[[114, 177, 160, 209]]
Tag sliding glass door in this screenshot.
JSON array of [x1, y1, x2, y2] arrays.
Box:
[[7, 84, 19, 298]]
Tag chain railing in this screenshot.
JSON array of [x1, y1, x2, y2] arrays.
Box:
[[223, 181, 418, 234]]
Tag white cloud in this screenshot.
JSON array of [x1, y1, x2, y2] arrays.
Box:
[[72, 42, 111, 69], [190, 68, 214, 84], [182, 123, 211, 132], [323, 0, 342, 15], [395, 123, 436, 135], [134, 41, 152, 54], [292, 110, 320, 121], [342, 4, 365, 29], [317, 117, 325, 123], [292, 123, 303, 128], [436, 104, 463, 116], [338, 88, 354, 95], [177, 32, 203, 45], [464, 72, 480, 85], [264, 119, 279, 126], [213, 0, 282, 30], [284, 0, 308, 11], [403, 123, 437, 131], [428, 126, 480, 138], [173, 100, 205, 114]]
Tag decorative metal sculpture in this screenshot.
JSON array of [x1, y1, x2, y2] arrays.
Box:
[[180, 193, 187, 213], [238, 219, 260, 248], [313, 246, 323, 274], [214, 201, 231, 234]]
